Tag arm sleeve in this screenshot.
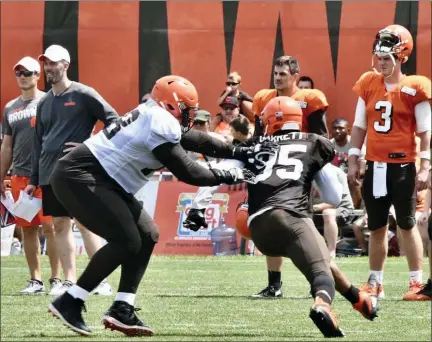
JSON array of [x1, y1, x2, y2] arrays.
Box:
[[414, 101, 431, 133], [180, 129, 236, 159], [85, 87, 119, 126], [313, 163, 343, 207], [191, 159, 245, 209], [306, 109, 329, 137], [29, 104, 44, 186], [353, 97, 367, 130], [152, 142, 223, 186]]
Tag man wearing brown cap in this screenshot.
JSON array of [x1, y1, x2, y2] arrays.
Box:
[[211, 96, 240, 142], [1, 56, 61, 295]]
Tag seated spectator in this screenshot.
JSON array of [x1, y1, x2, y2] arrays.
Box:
[[331, 118, 366, 208], [217, 71, 254, 120], [193, 110, 225, 141], [414, 189, 431, 256], [298, 75, 314, 89], [211, 96, 240, 142], [189, 110, 225, 163], [312, 164, 354, 259], [352, 209, 368, 255], [398, 136, 431, 257], [229, 115, 251, 144]]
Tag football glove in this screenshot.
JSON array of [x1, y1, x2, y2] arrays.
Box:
[[233, 141, 279, 163], [183, 208, 207, 231], [212, 167, 256, 184]]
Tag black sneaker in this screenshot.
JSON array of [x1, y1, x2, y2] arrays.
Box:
[[250, 282, 283, 299], [48, 292, 91, 336], [102, 301, 154, 336]]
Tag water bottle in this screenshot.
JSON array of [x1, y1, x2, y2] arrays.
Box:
[[210, 217, 238, 256]]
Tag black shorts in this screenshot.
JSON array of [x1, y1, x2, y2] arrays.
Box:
[[249, 209, 330, 283], [41, 184, 71, 218], [49, 145, 159, 247], [362, 161, 416, 231]]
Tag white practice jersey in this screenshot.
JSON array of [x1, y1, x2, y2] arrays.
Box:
[[84, 99, 181, 194]]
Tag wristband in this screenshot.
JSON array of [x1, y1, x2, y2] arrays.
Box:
[[419, 151, 430, 160], [348, 148, 361, 157]]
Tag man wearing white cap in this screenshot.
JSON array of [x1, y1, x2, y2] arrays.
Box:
[[1, 56, 62, 295], [23, 44, 118, 296]]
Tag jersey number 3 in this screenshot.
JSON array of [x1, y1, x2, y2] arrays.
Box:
[[256, 144, 307, 182], [374, 100, 393, 133]]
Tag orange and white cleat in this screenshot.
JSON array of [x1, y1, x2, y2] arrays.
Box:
[[359, 274, 384, 299], [403, 279, 432, 301], [352, 290, 379, 321], [309, 297, 345, 338]]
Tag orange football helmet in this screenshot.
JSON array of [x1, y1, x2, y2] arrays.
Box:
[[373, 24, 414, 63], [261, 96, 303, 136], [151, 75, 199, 125], [235, 201, 251, 240]]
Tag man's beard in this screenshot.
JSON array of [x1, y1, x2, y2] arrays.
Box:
[[46, 71, 60, 84]]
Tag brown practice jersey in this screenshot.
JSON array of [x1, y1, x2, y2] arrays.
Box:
[[245, 132, 335, 217]]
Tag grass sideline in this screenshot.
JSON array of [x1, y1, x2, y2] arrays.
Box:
[[1, 255, 431, 341]]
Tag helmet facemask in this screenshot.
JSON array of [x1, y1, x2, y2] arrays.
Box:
[[372, 30, 407, 78]]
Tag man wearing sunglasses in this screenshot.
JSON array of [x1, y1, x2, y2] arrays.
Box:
[[23, 45, 118, 297], [217, 72, 253, 119], [1, 56, 61, 295]]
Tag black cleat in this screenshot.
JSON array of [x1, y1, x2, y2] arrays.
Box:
[[250, 282, 283, 299], [102, 301, 154, 336], [309, 298, 345, 338], [48, 292, 91, 336]]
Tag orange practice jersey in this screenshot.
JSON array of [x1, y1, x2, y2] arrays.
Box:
[[252, 88, 328, 133], [353, 71, 431, 163]]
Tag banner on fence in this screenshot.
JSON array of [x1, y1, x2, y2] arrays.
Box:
[[153, 182, 247, 255]]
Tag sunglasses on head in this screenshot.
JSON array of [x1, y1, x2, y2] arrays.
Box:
[[15, 70, 36, 77], [226, 82, 239, 86]]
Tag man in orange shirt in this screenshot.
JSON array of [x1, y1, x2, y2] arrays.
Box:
[[348, 24, 431, 300], [252, 56, 329, 137]]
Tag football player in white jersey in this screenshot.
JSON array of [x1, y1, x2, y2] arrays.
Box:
[[46, 75, 276, 337]]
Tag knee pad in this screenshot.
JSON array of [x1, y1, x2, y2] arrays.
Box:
[[235, 202, 251, 240], [311, 273, 335, 302], [396, 215, 416, 230], [428, 216, 432, 241]]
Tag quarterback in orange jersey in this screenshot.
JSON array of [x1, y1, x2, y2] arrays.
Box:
[[252, 56, 329, 137], [347, 24, 431, 301]]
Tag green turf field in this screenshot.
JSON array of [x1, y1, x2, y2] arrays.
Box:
[[1, 255, 431, 341]]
